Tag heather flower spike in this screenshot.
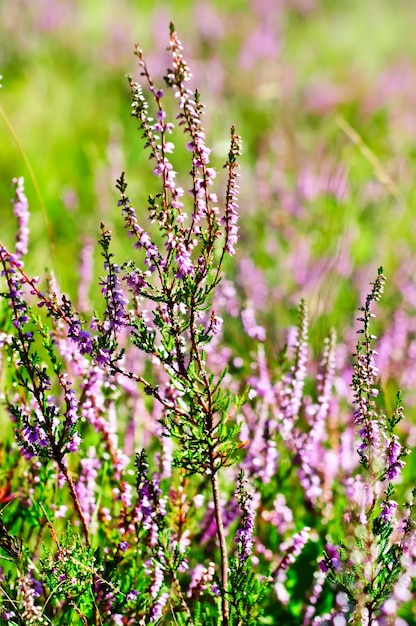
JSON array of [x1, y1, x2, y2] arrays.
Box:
[[234, 471, 256, 564], [320, 267, 414, 625]]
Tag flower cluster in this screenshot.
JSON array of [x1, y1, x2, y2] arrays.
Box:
[[234, 472, 256, 564]]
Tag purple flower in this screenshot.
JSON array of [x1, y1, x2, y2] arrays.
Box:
[[68, 321, 93, 355], [235, 474, 257, 563], [94, 348, 111, 367], [28, 569, 43, 598], [123, 268, 147, 295], [380, 498, 398, 523], [11, 177, 30, 259], [63, 386, 78, 427], [126, 590, 139, 602], [20, 413, 51, 459], [23, 424, 41, 445], [156, 109, 166, 123], [149, 592, 169, 622], [100, 263, 128, 334], [276, 526, 311, 588], [319, 546, 342, 574], [241, 305, 266, 342], [66, 432, 81, 453], [187, 563, 213, 598], [75, 447, 101, 530], [2, 611, 16, 620], [221, 129, 241, 256], [175, 243, 194, 278], [352, 271, 386, 465], [210, 313, 223, 336], [384, 435, 406, 481], [278, 301, 309, 423], [149, 562, 164, 599], [211, 584, 221, 597]]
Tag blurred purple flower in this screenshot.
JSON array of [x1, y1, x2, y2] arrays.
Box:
[[11, 177, 29, 259], [235, 473, 257, 563]]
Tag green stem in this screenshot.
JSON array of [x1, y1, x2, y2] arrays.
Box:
[[211, 470, 229, 625]]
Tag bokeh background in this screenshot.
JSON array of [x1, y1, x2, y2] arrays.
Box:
[[2, 0, 416, 383]]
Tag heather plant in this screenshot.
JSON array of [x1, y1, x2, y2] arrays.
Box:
[[1, 23, 416, 626], [320, 269, 416, 625]]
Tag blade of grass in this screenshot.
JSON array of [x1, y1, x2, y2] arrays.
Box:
[[336, 115, 400, 199], [0, 103, 56, 272]]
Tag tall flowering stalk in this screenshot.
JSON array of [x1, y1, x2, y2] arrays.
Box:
[[321, 268, 415, 625], [107, 26, 244, 624]]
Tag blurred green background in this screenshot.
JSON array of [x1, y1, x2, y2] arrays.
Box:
[[2, 0, 416, 343]]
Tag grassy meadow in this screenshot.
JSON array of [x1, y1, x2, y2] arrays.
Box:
[[2, 0, 416, 623]]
